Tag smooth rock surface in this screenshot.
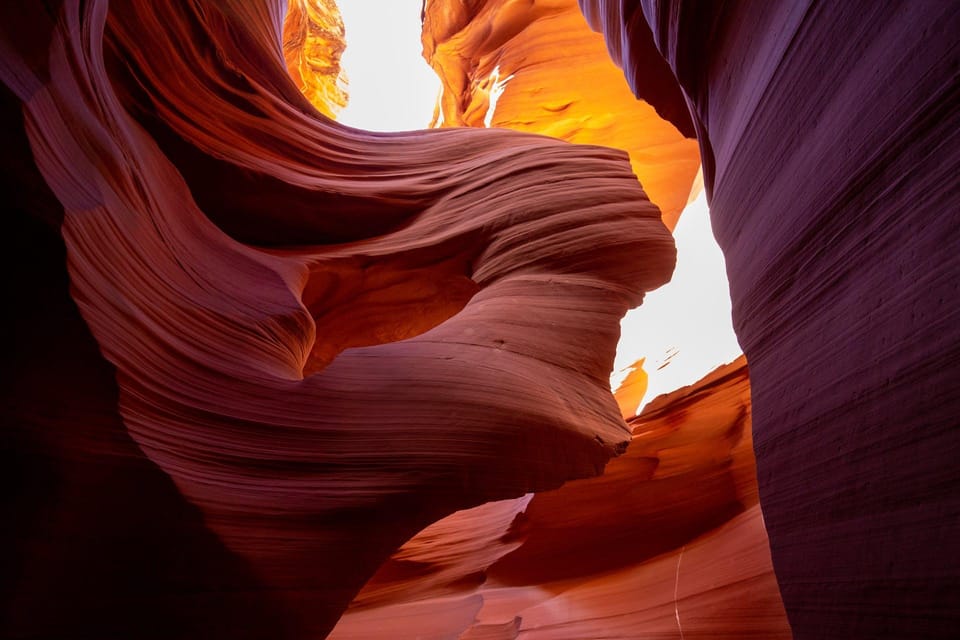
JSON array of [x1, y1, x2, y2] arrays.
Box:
[[329, 358, 792, 638], [582, 0, 960, 636], [0, 0, 676, 637]]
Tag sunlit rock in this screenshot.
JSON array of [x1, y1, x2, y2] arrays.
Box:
[[283, 0, 349, 117], [422, 0, 699, 229]]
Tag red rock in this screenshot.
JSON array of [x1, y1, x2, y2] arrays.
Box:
[[0, 0, 674, 637], [330, 358, 791, 638], [423, 0, 699, 229]]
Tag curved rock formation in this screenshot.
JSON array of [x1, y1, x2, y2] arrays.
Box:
[[330, 358, 791, 638], [1, 0, 675, 637], [581, 1, 960, 637], [10, 0, 953, 636], [422, 0, 699, 229]]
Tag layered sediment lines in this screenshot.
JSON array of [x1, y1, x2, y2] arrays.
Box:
[[330, 358, 791, 638], [1, 0, 676, 637], [582, 1, 960, 637], [422, 0, 699, 230]]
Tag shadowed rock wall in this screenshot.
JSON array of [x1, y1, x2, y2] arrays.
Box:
[[581, 1, 960, 637]]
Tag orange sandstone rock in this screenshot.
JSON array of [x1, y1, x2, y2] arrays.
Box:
[[283, 0, 348, 117], [330, 358, 791, 639], [614, 357, 649, 418], [422, 0, 699, 230]]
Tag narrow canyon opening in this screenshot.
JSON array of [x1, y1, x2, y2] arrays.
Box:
[[286, 2, 782, 638], [290, 0, 744, 415], [8, 0, 953, 637]]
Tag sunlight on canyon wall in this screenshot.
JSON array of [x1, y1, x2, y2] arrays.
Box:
[[422, 0, 699, 230], [283, 0, 349, 118]]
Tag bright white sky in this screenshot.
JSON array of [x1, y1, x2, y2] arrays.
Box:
[[337, 1, 441, 131], [336, 1, 742, 411], [610, 190, 742, 413]]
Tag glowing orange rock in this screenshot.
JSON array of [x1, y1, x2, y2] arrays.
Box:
[[422, 0, 699, 230], [613, 357, 648, 418], [283, 0, 349, 117]]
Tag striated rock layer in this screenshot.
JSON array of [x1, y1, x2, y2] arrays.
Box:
[[422, 0, 699, 229], [0, 0, 677, 638], [581, 0, 960, 637], [330, 358, 791, 638]]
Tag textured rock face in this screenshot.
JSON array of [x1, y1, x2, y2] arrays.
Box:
[[330, 358, 791, 638], [581, 1, 960, 637], [283, 0, 348, 117], [0, 0, 677, 637], [11, 0, 953, 637], [422, 0, 700, 229]]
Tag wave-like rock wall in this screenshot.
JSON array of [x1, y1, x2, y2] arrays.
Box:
[[422, 0, 699, 229], [581, 1, 960, 637], [0, 0, 677, 637], [319, 4, 782, 636], [329, 358, 791, 638]]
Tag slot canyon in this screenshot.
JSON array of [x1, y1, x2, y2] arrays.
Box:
[[2, 1, 957, 639]]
